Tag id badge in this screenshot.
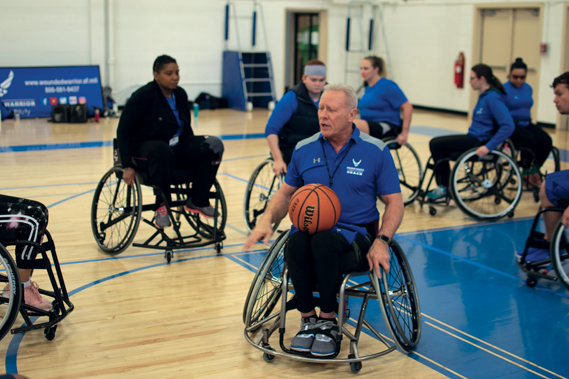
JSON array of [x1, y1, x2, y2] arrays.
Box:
[[169, 135, 179, 146]]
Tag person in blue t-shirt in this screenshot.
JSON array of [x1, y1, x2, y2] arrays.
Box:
[[505, 58, 552, 187], [244, 83, 404, 357], [426, 64, 515, 199], [265, 60, 326, 176], [354, 56, 413, 145], [117, 55, 224, 228]]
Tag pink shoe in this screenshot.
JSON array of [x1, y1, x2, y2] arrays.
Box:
[[24, 282, 52, 310]]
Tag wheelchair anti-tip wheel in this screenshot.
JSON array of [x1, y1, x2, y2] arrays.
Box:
[[243, 230, 288, 330], [91, 167, 143, 254], [184, 180, 227, 240], [549, 220, 569, 291], [383, 139, 423, 206], [243, 158, 283, 233], [0, 244, 21, 341], [378, 239, 421, 352], [450, 148, 522, 220]]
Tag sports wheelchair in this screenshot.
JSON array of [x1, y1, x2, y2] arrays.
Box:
[[510, 144, 560, 202], [243, 231, 421, 373], [0, 230, 74, 341], [91, 139, 227, 262], [242, 139, 422, 232], [517, 205, 569, 290], [417, 144, 523, 220]]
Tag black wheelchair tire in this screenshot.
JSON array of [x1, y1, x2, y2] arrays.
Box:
[[0, 244, 22, 341], [243, 158, 282, 233]]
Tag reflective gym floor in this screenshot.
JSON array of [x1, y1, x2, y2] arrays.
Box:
[[1, 108, 568, 378]]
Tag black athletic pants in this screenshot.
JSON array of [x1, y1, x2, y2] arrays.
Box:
[[509, 124, 552, 169], [0, 194, 48, 266], [285, 229, 373, 314], [429, 135, 480, 187], [132, 136, 222, 207]]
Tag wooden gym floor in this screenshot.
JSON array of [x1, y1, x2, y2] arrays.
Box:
[[0, 108, 568, 378]]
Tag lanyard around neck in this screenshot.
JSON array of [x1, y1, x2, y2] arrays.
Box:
[[321, 138, 353, 188]]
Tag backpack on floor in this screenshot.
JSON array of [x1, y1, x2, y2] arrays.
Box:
[[50, 104, 70, 123], [70, 104, 88, 123]]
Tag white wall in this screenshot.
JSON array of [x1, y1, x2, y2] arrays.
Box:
[[0, 0, 566, 124]]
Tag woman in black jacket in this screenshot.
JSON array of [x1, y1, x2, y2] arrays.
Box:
[[117, 55, 224, 228]]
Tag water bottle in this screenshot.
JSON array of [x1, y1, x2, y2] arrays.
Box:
[[193, 103, 199, 118]]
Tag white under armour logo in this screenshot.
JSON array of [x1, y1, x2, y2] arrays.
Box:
[[353, 159, 361, 167], [313, 158, 321, 163]]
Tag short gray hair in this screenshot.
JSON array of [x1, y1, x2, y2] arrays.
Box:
[[323, 83, 358, 110]]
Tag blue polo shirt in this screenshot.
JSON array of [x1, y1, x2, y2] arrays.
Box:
[[358, 78, 407, 126], [504, 81, 533, 127], [285, 127, 400, 240]]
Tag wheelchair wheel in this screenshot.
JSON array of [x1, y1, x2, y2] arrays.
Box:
[[383, 139, 423, 206], [379, 239, 421, 352], [540, 147, 561, 178], [0, 244, 22, 341], [549, 220, 569, 291], [91, 167, 142, 254], [186, 180, 227, 240], [243, 231, 288, 329], [243, 158, 282, 233], [450, 149, 522, 220]]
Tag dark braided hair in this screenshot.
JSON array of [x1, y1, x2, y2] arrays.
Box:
[[471, 64, 506, 95]]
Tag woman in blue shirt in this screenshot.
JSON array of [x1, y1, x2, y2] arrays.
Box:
[[354, 56, 413, 145], [505, 58, 552, 187], [426, 64, 515, 199]]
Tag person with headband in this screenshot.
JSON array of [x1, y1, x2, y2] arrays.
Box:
[[426, 64, 515, 200], [354, 56, 413, 145], [505, 57, 552, 187], [264, 60, 326, 176]]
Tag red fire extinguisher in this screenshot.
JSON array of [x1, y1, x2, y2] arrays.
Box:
[[454, 52, 465, 88]]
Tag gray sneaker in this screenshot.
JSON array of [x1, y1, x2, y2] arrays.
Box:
[[311, 319, 339, 357], [290, 317, 318, 352], [154, 204, 171, 228], [184, 199, 216, 219]]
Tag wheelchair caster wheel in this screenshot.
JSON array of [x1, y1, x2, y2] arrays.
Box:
[[263, 352, 275, 363], [165, 251, 173, 263], [44, 325, 57, 341], [526, 276, 538, 287], [533, 191, 539, 203], [508, 211, 515, 218], [429, 206, 436, 216], [216, 242, 222, 254], [350, 361, 362, 374]]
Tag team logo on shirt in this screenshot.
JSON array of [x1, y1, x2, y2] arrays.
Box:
[[476, 107, 484, 115], [347, 159, 364, 176], [313, 157, 321, 163], [352, 159, 361, 167]]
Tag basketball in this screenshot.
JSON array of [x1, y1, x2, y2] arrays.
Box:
[[288, 184, 341, 235]]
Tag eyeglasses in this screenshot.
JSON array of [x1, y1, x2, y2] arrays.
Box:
[[512, 75, 526, 80]]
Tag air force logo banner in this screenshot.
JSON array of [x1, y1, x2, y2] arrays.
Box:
[[0, 66, 104, 119]]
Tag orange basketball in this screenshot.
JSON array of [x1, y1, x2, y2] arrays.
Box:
[[288, 184, 341, 235]]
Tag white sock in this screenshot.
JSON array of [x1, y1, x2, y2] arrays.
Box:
[[23, 280, 31, 288]]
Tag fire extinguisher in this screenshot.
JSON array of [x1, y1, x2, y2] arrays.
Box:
[[454, 52, 465, 88]]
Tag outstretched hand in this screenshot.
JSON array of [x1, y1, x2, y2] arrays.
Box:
[[243, 219, 274, 250]]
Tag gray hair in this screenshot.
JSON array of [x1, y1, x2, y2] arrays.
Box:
[[323, 83, 358, 110]]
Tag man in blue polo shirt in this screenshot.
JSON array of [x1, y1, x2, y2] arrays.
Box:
[[244, 83, 404, 358]]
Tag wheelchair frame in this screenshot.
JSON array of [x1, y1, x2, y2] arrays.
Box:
[[0, 230, 74, 341], [91, 142, 227, 262], [517, 207, 569, 291], [243, 231, 421, 373], [510, 144, 560, 202], [416, 146, 523, 220]]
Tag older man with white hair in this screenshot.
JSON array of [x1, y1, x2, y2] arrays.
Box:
[[244, 83, 404, 357]]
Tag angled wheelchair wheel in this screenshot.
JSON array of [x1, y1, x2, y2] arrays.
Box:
[[243, 158, 282, 233], [383, 139, 423, 206], [450, 149, 522, 220], [243, 231, 288, 329], [91, 167, 142, 254], [540, 147, 561, 178], [0, 244, 21, 341], [550, 220, 569, 291], [379, 239, 421, 352], [186, 180, 227, 240]]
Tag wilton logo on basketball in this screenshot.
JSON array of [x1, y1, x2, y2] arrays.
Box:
[[302, 205, 315, 233]]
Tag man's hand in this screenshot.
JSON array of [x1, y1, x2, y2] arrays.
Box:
[[475, 145, 490, 158], [395, 132, 408, 146], [243, 214, 276, 250], [562, 207, 569, 228], [122, 168, 135, 185], [367, 239, 390, 277], [272, 159, 287, 177]]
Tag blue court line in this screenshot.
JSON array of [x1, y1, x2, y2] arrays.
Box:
[[0, 140, 113, 153], [0, 182, 99, 191]]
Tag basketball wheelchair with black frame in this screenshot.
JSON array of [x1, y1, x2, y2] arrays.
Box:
[[91, 139, 227, 263], [0, 230, 74, 341], [517, 200, 569, 290], [243, 230, 421, 374], [416, 142, 523, 220], [243, 138, 422, 233]]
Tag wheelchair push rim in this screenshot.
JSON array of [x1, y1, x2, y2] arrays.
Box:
[[550, 220, 569, 291], [243, 158, 282, 233], [0, 244, 21, 341]]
